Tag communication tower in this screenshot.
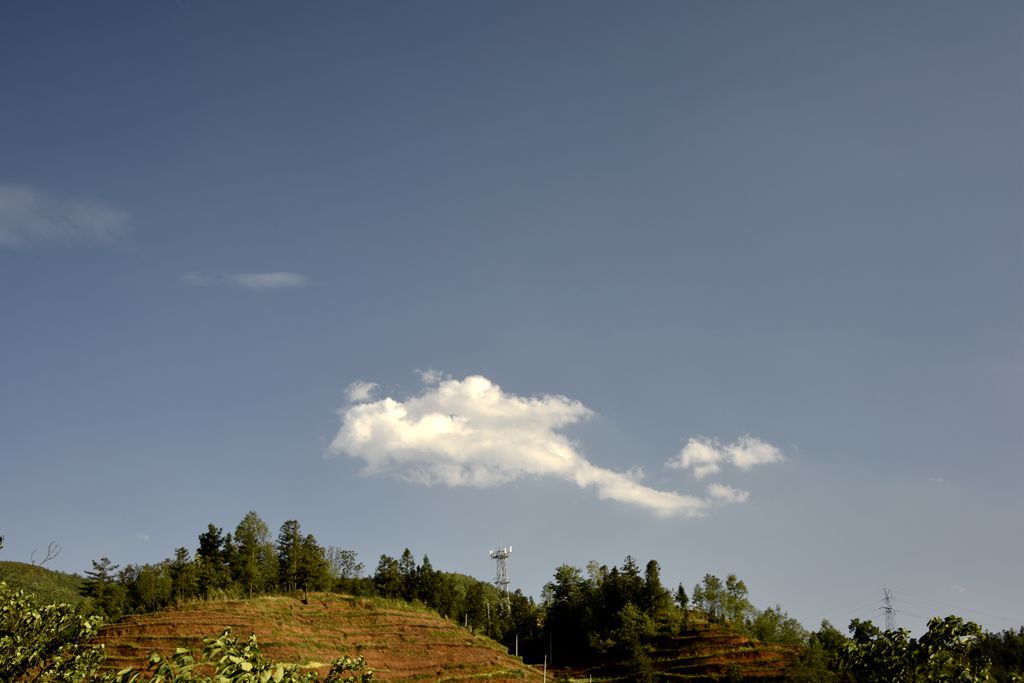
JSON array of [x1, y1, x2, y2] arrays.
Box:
[[490, 546, 512, 609]]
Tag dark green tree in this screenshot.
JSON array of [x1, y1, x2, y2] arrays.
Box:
[[641, 559, 673, 620], [196, 524, 232, 595], [82, 556, 125, 620], [373, 555, 402, 598], [170, 547, 199, 603], [398, 548, 417, 601], [543, 564, 589, 664], [277, 520, 303, 592], [613, 602, 656, 683], [296, 533, 331, 599]]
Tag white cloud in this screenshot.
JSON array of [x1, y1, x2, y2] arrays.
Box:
[[667, 436, 784, 477], [228, 272, 308, 289], [182, 271, 309, 290], [707, 482, 751, 504], [330, 374, 710, 517], [417, 368, 444, 384], [724, 436, 784, 469], [669, 438, 723, 479], [0, 183, 129, 247], [346, 381, 378, 402]]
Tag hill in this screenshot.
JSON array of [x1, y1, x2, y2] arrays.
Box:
[[0, 560, 92, 609], [580, 624, 802, 682], [96, 592, 541, 682]]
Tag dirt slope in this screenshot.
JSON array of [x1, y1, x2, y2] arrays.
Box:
[[580, 623, 802, 682], [96, 593, 540, 682]]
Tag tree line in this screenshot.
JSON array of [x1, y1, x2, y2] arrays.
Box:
[[81, 512, 337, 619], [7, 513, 1021, 681]]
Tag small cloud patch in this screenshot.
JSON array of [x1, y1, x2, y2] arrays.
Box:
[[0, 183, 129, 248], [182, 271, 309, 290]]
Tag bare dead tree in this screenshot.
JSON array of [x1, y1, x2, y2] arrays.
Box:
[[31, 541, 62, 566]]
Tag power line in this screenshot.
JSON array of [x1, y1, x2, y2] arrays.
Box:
[[895, 590, 1019, 625]]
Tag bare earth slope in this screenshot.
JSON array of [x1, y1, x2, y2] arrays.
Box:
[[96, 593, 540, 682], [581, 623, 802, 682]]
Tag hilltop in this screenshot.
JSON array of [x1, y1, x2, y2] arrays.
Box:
[[96, 592, 540, 682], [0, 560, 91, 609], [94, 592, 804, 682]]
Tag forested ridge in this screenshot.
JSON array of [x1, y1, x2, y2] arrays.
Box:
[[2, 518, 1022, 681]]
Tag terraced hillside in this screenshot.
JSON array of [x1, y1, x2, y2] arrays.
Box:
[[578, 624, 801, 682], [96, 593, 540, 682]]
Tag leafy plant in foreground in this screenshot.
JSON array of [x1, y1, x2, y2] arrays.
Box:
[[109, 628, 373, 683], [0, 580, 106, 682]]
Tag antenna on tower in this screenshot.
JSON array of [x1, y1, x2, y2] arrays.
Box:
[[882, 588, 896, 631], [490, 545, 512, 610]]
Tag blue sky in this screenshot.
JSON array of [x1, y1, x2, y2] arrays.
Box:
[[1, 1, 1021, 636]]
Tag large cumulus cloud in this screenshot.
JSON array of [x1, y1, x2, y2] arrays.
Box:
[[330, 374, 709, 517]]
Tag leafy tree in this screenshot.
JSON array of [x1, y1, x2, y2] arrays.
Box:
[[788, 620, 847, 682], [839, 615, 992, 682], [326, 548, 363, 579], [232, 511, 277, 596], [749, 604, 806, 645], [120, 562, 173, 614], [296, 534, 331, 599], [169, 547, 199, 603], [976, 626, 1024, 680], [723, 574, 753, 626], [694, 574, 723, 622], [0, 580, 106, 682]]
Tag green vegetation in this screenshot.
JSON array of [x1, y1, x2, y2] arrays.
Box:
[[0, 560, 91, 609], [0, 580, 105, 681], [4, 512, 1023, 681], [1, 581, 372, 682]]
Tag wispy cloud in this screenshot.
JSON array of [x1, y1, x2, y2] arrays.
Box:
[[330, 374, 712, 517], [182, 271, 309, 290], [707, 482, 751, 505], [0, 183, 129, 248], [346, 381, 378, 402], [667, 436, 784, 478], [417, 368, 444, 385], [228, 272, 308, 289]]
